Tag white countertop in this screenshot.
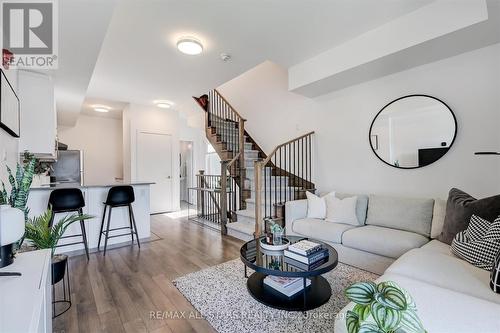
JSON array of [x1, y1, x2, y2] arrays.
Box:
[[30, 181, 154, 190]]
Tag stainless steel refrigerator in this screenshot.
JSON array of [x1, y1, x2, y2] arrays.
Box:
[[51, 150, 84, 185]]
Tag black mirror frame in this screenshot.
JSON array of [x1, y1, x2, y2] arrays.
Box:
[[369, 94, 458, 170]]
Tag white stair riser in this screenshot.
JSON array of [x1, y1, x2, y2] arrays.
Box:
[[226, 143, 253, 150], [245, 201, 279, 213], [234, 214, 255, 225], [244, 151, 259, 159], [227, 228, 253, 241], [250, 190, 298, 201]]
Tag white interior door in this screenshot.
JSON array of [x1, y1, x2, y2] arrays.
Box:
[[137, 131, 173, 213]]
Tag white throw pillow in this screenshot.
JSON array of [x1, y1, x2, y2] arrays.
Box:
[[325, 195, 359, 225], [306, 191, 333, 219]]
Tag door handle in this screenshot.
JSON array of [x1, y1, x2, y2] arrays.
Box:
[[167, 176, 171, 179]]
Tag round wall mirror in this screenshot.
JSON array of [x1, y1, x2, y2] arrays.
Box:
[[369, 95, 457, 169]]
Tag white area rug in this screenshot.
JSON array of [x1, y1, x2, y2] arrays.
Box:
[[173, 259, 378, 333]]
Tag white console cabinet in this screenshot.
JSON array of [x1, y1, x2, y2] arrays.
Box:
[[18, 71, 57, 158], [0, 249, 52, 333]]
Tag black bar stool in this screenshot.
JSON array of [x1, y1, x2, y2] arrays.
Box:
[[48, 188, 90, 260], [98, 185, 140, 256]]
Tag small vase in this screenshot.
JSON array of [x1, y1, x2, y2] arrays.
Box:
[[491, 250, 500, 294], [273, 231, 283, 245], [31, 174, 50, 187]]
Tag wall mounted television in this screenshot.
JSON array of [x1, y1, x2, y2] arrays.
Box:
[[418, 147, 449, 167]]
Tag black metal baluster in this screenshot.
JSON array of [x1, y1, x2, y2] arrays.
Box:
[[279, 147, 282, 205], [264, 161, 267, 219], [301, 137, 304, 196], [290, 141, 297, 200], [274, 153, 277, 218], [307, 136, 312, 188], [285, 145, 293, 201], [268, 160, 271, 218]]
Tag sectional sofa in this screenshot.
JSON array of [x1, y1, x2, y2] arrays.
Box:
[[285, 193, 500, 332], [285, 193, 443, 275]]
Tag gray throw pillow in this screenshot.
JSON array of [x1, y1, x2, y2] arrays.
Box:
[[438, 188, 500, 244]]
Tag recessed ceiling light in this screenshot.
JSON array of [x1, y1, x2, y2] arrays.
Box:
[[93, 105, 110, 113], [155, 100, 174, 109], [177, 37, 203, 55]]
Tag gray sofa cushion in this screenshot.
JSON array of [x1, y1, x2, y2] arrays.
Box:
[[342, 225, 429, 258], [292, 218, 355, 244], [336, 192, 369, 225], [385, 247, 500, 304], [366, 195, 434, 236]]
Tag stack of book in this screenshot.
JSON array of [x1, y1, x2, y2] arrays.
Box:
[[245, 241, 257, 260], [263, 275, 311, 298], [284, 240, 329, 270]]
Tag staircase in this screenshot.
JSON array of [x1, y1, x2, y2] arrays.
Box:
[[194, 90, 314, 241]]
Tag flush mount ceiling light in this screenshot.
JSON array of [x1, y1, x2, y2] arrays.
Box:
[[93, 105, 110, 113], [177, 37, 203, 55], [155, 100, 174, 109]]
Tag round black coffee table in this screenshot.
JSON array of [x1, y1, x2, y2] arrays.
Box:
[[240, 236, 338, 311]]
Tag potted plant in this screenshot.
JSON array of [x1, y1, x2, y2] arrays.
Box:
[[345, 280, 426, 333], [0, 157, 36, 221], [0, 157, 36, 265], [22, 151, 52, 187], [24, 209, 93, 284]]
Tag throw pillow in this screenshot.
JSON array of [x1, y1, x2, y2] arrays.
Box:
[[451, 215, 500, 271], [325, 195, 359, 225], [430, 198, 446, 239], [306, 191, 333, 219], [466, 215, 491, 241], [485, 218, 500, 241], [438, 188, 500, 244]]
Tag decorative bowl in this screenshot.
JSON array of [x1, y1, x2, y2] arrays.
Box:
[[259, 237, 290, 251]]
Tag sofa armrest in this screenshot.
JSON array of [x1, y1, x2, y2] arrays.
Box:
[[285, 199, 308, 235]]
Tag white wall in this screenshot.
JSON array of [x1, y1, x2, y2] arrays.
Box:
[[179, 113, 208, 179], [218, 61, 317, 155], [217, 44, 500, 199], [58, 115, 123, 185], [122, 104, 207, 211]]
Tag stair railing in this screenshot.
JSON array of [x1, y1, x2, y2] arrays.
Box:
[[254, 131, 315, 237], [208, 89, 246, 178], [195, 170, 238, 234], [195, 171, 222, 226], [207, 89, 247, 215], [220, 152, 241, 234]]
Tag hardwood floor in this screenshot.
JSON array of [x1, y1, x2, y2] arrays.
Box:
[[53, 212, 244, 333]]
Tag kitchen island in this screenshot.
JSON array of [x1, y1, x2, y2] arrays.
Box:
[[27, 182, 153, 255]]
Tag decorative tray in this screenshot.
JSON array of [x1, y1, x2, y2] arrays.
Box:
[[259, 237, 290, 251]]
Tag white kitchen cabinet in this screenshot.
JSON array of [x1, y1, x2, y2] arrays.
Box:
[[18, 71, 56, 157], [0, 249, 52, 333]]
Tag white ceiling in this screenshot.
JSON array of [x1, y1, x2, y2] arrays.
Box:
[[78, 0, 433, 121], [54, 0, 116, 125]]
